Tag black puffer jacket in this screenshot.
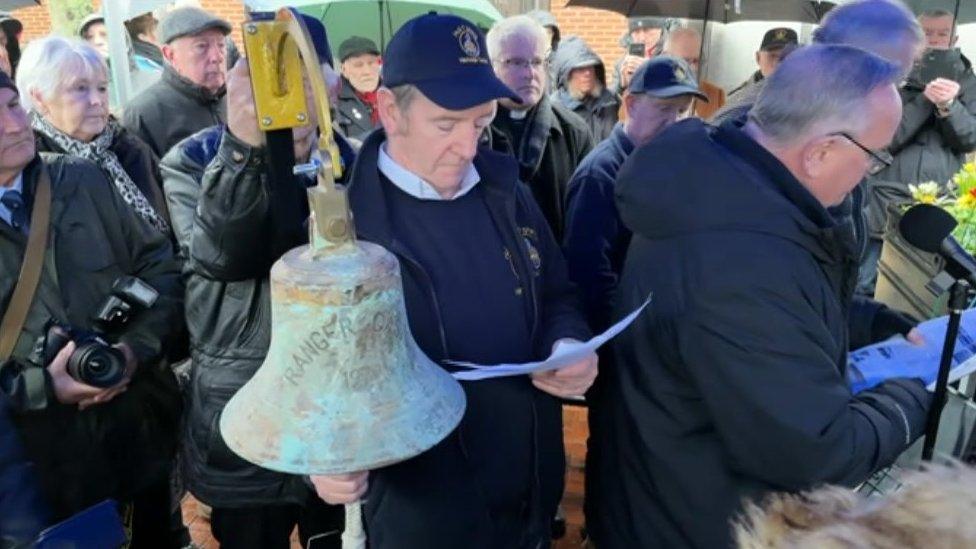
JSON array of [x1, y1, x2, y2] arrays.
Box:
[[589, 119, 932, 549]]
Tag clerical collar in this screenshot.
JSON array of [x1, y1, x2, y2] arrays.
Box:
[[509, 108, 529, 120], [377, 141, 480, 201]]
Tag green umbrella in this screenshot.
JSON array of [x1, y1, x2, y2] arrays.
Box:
[[247, 0, 503, 60]]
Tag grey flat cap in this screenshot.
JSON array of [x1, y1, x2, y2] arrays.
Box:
[[158, 6, 231, 44]]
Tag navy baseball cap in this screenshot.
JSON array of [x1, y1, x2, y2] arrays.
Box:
[[382, 12, 521, 110], [628, 56, 707, 101]]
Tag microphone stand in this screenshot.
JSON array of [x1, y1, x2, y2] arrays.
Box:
[[922, 279, 971, 461]]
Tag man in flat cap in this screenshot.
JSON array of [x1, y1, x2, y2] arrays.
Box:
[[123, 6, 230, 158], [309, 13, 597, 548], [335, 36, 382, 142]]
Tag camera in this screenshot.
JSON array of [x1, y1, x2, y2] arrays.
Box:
[[35, 276, 158, 388], [41, 323, 127, 388]]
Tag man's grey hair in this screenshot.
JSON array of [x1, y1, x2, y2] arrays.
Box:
[[384, 83, 419, 112], [486, 15, 548, 62], [750, 44, 901, 145], [813, 0, 923, 72], [663, 26, 701, 52], [16, 36, 107, 112]]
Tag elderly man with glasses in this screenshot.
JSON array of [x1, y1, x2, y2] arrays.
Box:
[[483, 15, 594, 240], [588, 44, 934, 549]]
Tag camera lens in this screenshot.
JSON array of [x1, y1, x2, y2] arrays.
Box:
[[67, 343, 126, 388]]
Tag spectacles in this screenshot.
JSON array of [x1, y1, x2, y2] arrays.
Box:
[[830, 131, 893, 175], [497, 57, 547, 71]]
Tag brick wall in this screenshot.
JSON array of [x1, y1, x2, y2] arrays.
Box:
[[11, 2, 49, 43], [13, 0, 246, 49], [550, 0, 627, 70]]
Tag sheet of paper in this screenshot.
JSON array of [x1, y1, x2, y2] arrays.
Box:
[[449, 296, 652, 381], [848, 308, 976, 394]]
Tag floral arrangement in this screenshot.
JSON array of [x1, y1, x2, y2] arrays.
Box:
[[908, 161, 976, 253]]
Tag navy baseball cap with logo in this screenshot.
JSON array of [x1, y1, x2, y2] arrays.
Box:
[[628, 56, 707, 101], [760, 27, 798, 51], [382, 12, 522, 110]]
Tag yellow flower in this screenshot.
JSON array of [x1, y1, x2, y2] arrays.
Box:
[[959, 188, 976, 209], [966, 162, 976, 175], [910, 182, 941, 204]]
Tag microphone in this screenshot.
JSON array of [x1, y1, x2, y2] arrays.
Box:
[[899, 204, 976, 287]]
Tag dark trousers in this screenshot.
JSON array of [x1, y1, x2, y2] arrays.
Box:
[[127, 477, 185, 549], [210, 499, 344, 549]]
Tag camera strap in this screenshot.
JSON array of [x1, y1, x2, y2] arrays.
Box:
[[0, 165, 52, 362]]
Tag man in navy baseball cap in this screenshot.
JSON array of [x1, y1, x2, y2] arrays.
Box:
[[309, 12, 597, 549], [382, 12, 522, 109]]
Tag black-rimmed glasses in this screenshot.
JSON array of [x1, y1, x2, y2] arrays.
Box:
[[830, 131, 893, 175]]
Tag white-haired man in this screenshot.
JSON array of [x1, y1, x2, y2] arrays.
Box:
[[660, 26, 725, 119], [590, 44, 932, 549], [484, 14, 594, 240]]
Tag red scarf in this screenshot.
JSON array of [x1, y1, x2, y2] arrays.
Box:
[[356, 89, 380, 124]]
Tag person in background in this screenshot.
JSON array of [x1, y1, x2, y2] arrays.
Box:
[[123, 6, 229, 158], [18, 37, 170, 234], [660, 26, 725, 119], [335, 36, 382, 142], [564, 55, 704, 334], [160, 13, 351, 548], [126, 12, 165, 71], [551, 35, 620, 141], [0, 13, 21, 77], [612, 17, 667, 95], [859, 8, 976, 295], [485, 15, 593, 241], [79, 14, 109, 58], [727, 26, 798, 100], [590, 44, 931, 549]]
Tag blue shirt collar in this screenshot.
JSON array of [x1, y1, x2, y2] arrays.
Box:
[[377, 141, 480, 201]]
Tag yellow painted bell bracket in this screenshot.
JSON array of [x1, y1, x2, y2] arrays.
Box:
[[242, 8, 353, 253]]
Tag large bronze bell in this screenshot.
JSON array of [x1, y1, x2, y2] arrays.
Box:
[[219, 241, 466, 474], [219, 7, 465, 479]]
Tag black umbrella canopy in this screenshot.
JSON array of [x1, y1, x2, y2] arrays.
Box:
[[565, 0, 835, 23], [901, 0, 976, 24]]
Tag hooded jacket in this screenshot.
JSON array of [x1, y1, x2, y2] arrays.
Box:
[[550, 36, 619, 142], [588, 119, 931, 549]]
